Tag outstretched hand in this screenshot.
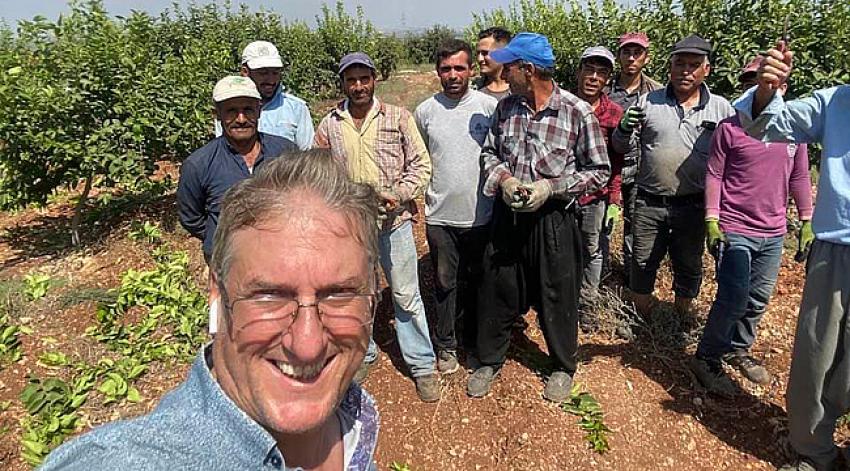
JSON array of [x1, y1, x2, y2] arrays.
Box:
[[757, 40, 793, 91], [752, 40, 793, 116]]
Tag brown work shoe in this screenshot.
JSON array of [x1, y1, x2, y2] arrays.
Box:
[[414, 374, 441, 403], [542, 371, 574, 403], [437, 350, 460, 375], [630, 292, 655, 317], [724, 353, 772, 385]]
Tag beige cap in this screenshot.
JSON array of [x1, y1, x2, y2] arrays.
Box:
[[241, 41, 283, 69], [212, 76, 261, 103]]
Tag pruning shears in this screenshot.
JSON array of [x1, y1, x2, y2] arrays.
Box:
[[779, 14, 790, 52], [511, 186, 530, 225], [710, 240, 726, 280], [794, 246, 809, 263]]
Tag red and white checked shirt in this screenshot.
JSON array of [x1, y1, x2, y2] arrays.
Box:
[[314, 98, 431, 230], [481, 83, 610, 201], [578, 92, 624, 206]]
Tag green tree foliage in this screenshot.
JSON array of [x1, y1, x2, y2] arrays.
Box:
[[374, 34, 405, 80], [0, 0, 397, 237], [469, 0, 850, 98], [404, 25, 459, 64]]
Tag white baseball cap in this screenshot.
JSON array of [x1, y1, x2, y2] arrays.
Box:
[[241, 41, 283, 69], [212, 76, 261, 103], [580, 46, 616, 69]]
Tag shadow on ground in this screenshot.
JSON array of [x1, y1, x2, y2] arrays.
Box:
[[1, 189, 179, 269], [580, 297, 789, 467]]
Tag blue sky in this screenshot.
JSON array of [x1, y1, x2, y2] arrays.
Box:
[[0, 0, 520, 30]]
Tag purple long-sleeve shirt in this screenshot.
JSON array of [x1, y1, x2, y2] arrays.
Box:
[[705, 114, 813, 237]]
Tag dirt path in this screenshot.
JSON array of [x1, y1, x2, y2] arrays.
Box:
[[0, 70, 845, 470]]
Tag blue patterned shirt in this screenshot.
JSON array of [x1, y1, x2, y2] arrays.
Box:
[[40, 346, 380, 471], [735, 85, 850, 245]]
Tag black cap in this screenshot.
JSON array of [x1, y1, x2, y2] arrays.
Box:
[[670, 35, 712, 57]]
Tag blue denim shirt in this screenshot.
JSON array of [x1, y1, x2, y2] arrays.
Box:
[[177, 133, 297, 260], [40, 346, 380, 471], [735, 85, 850, 245], [216, 86, 315, 151]]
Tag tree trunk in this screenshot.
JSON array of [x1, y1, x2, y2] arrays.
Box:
[[70, 173, 94, 247]]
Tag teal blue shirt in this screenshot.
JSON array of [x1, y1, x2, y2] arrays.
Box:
[[216, 85, 315, 151], [40, 346, 380, 470], [735, 85, 850, 245]]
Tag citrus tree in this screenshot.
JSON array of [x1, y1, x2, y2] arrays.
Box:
[[0, 0, 398, 245], [469, 0, 850, 99]]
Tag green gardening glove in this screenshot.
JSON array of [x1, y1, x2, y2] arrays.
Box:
[[618, 106, 646, 133], [604, 204, 621, 235], [705, 219, 726, 252], [798, 220, 814, 253]]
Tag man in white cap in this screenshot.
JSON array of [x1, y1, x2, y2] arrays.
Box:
[[215, 41, 314, 150], [572, 46, 624, 329], [180, 75, 297, 265]]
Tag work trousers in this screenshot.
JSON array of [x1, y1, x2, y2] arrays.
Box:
[[364, 221, 435, 377], [577, 198, 606, 306], [477, 199, 582, 375], [620, 179, 637, 283], [425, 224, 488, 353], [786, 240, 850, 468], [630, 192, 705, 298], [696, 233, 784, 360]]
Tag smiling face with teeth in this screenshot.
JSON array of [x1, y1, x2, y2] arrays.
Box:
[[210, 192, 373, 439]]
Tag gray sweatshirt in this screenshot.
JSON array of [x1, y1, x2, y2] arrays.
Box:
[[414, 90, 498, 227]]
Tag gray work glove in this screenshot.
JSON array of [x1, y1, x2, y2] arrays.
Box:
[[500, 177, 523, 206], [514, 180, 552, 212]]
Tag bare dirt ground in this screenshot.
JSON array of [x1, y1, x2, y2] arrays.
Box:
[[0, 70, 846, 470]]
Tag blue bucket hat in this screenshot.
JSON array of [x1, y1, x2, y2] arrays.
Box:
[[489, 32, 555, 69]]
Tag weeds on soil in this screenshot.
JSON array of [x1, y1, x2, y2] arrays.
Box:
[[18, 247, 208, 466], [23, 274, 51, 301], [128, 221, 162, 244], [0, 314, 23, 365], [561, 384, 612, 454], [0, 281, 28, 367]]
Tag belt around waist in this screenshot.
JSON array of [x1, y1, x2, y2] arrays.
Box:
[[636, 188, 703, 207]]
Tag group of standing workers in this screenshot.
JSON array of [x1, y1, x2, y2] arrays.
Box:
[[172, 28, 848, 471]]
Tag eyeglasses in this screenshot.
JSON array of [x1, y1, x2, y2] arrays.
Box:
[[221, 290, 376, 340], [580, 65, 612, 77]]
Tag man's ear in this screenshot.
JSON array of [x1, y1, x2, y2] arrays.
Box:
[[240, 65, 250, 77]]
